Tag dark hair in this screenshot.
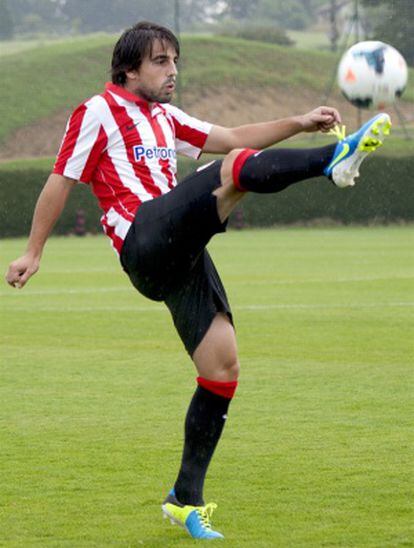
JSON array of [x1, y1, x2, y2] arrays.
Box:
[[111, 21, 180, 85]]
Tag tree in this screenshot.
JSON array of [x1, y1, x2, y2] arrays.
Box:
[[178, 0, 221, 29], [362, 0, 414, 66], [220, 0, 326, 30], [8, 0, 65, 34], [61, 0, 176, 32], [223, 0, 260, 20], [0, 0, 14, 40]]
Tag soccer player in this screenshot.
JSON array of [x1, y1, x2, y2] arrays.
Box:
[[5, 21, 391, 540]]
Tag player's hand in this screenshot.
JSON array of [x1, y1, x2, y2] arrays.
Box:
[[300, 106, 341, 133], [5, 254, 40, 289]]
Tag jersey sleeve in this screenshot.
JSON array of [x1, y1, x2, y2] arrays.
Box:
[[53, 101, 107, 183], [165, 105, 212, 159]]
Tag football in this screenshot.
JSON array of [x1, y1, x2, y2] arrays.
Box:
[[337, 41, 408, 109]]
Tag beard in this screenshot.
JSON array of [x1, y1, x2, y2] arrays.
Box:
[[138, 82, 174, 104]]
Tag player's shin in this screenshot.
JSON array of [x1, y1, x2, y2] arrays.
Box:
[[173, 378, 238, 506], [232, 145, 337, 193]]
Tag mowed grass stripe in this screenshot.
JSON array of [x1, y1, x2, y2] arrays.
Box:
[[1, 227, 413, 546]]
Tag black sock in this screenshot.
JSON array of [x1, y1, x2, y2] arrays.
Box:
[[174, 386, 232, 506], [237, 144, 336, 193]]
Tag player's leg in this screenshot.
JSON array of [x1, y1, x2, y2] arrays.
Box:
[[221, 144, 336, 192], [193, 312, 239, 382], [161, 250, 237, 539], [213, 112, 391, 222], [162, 313, 238, 540], [212, 143, 337, 222], [120, 161, 230, 301], [173, 313, 239, 500]]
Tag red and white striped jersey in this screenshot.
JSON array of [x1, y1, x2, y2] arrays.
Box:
[[53, 82, 212, 254]]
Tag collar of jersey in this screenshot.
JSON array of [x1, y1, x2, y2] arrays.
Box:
[[105, 82, 164, 115]]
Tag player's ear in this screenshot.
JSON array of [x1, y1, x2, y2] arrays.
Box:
[[125, 69, 139, 81]]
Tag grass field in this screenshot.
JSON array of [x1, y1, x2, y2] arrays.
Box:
[[1, 227, 413, 547]]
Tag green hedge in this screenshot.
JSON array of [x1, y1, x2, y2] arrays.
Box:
[[238, 155, 414, 226], [0, 154, 413, 238], [217, 24, 295, 47]]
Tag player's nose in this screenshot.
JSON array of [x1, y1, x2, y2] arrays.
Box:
[[168, 61, 178, 76]]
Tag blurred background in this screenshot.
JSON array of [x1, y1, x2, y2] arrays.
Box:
[[0, 0, 413, 235], [1, 0, 413, 62]]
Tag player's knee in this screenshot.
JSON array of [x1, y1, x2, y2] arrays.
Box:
[[221, 356, 240, 381], [221, 147, 259, 191], [230, 359, 240, 380], [221, 148, 246, 187]]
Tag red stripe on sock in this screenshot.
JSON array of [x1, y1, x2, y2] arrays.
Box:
[[232, 148, 258, 191], [197, 377, 238, 399]]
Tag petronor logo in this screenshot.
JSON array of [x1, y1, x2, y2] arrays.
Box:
[[133, 145, 176, 162]]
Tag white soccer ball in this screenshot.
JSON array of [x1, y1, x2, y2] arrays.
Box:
[[337, 41, 408, 109]]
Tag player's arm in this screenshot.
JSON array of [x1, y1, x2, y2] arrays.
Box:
[[5, 173, 76, 289], [203, 106, 341, 154]]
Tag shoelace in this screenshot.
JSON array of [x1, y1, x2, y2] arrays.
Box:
[[197, 502, 218, 529], [328, 124, 347, 142]]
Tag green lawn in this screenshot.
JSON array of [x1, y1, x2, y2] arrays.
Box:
[[0, 34, 117, 58], [287, 30, 331, 50], [0, 39, 47, 57], [1, 227, 413, 546]]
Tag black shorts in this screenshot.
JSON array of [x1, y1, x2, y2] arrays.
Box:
[[120, 160, 233, 356]]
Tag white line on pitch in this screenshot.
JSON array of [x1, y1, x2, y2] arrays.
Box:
[[239, 275, 414, 285], [3, 302, 414, 313], [0, 287, 131, 297], [1, 275, 413, 298], [239, 302, 414, 310]]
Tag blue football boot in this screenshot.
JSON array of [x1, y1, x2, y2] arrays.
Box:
[[324, 112, 391, 188], [162, 489, 224, 540]]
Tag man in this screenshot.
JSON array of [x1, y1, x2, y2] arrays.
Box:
[[6, 21, 391, 540]]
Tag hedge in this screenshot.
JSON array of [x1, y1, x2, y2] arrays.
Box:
[[217, 24, 295, 47], [0, 153, 413, 238]]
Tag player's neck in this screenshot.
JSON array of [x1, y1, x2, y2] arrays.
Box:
[[122, 82, 154, 109]]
